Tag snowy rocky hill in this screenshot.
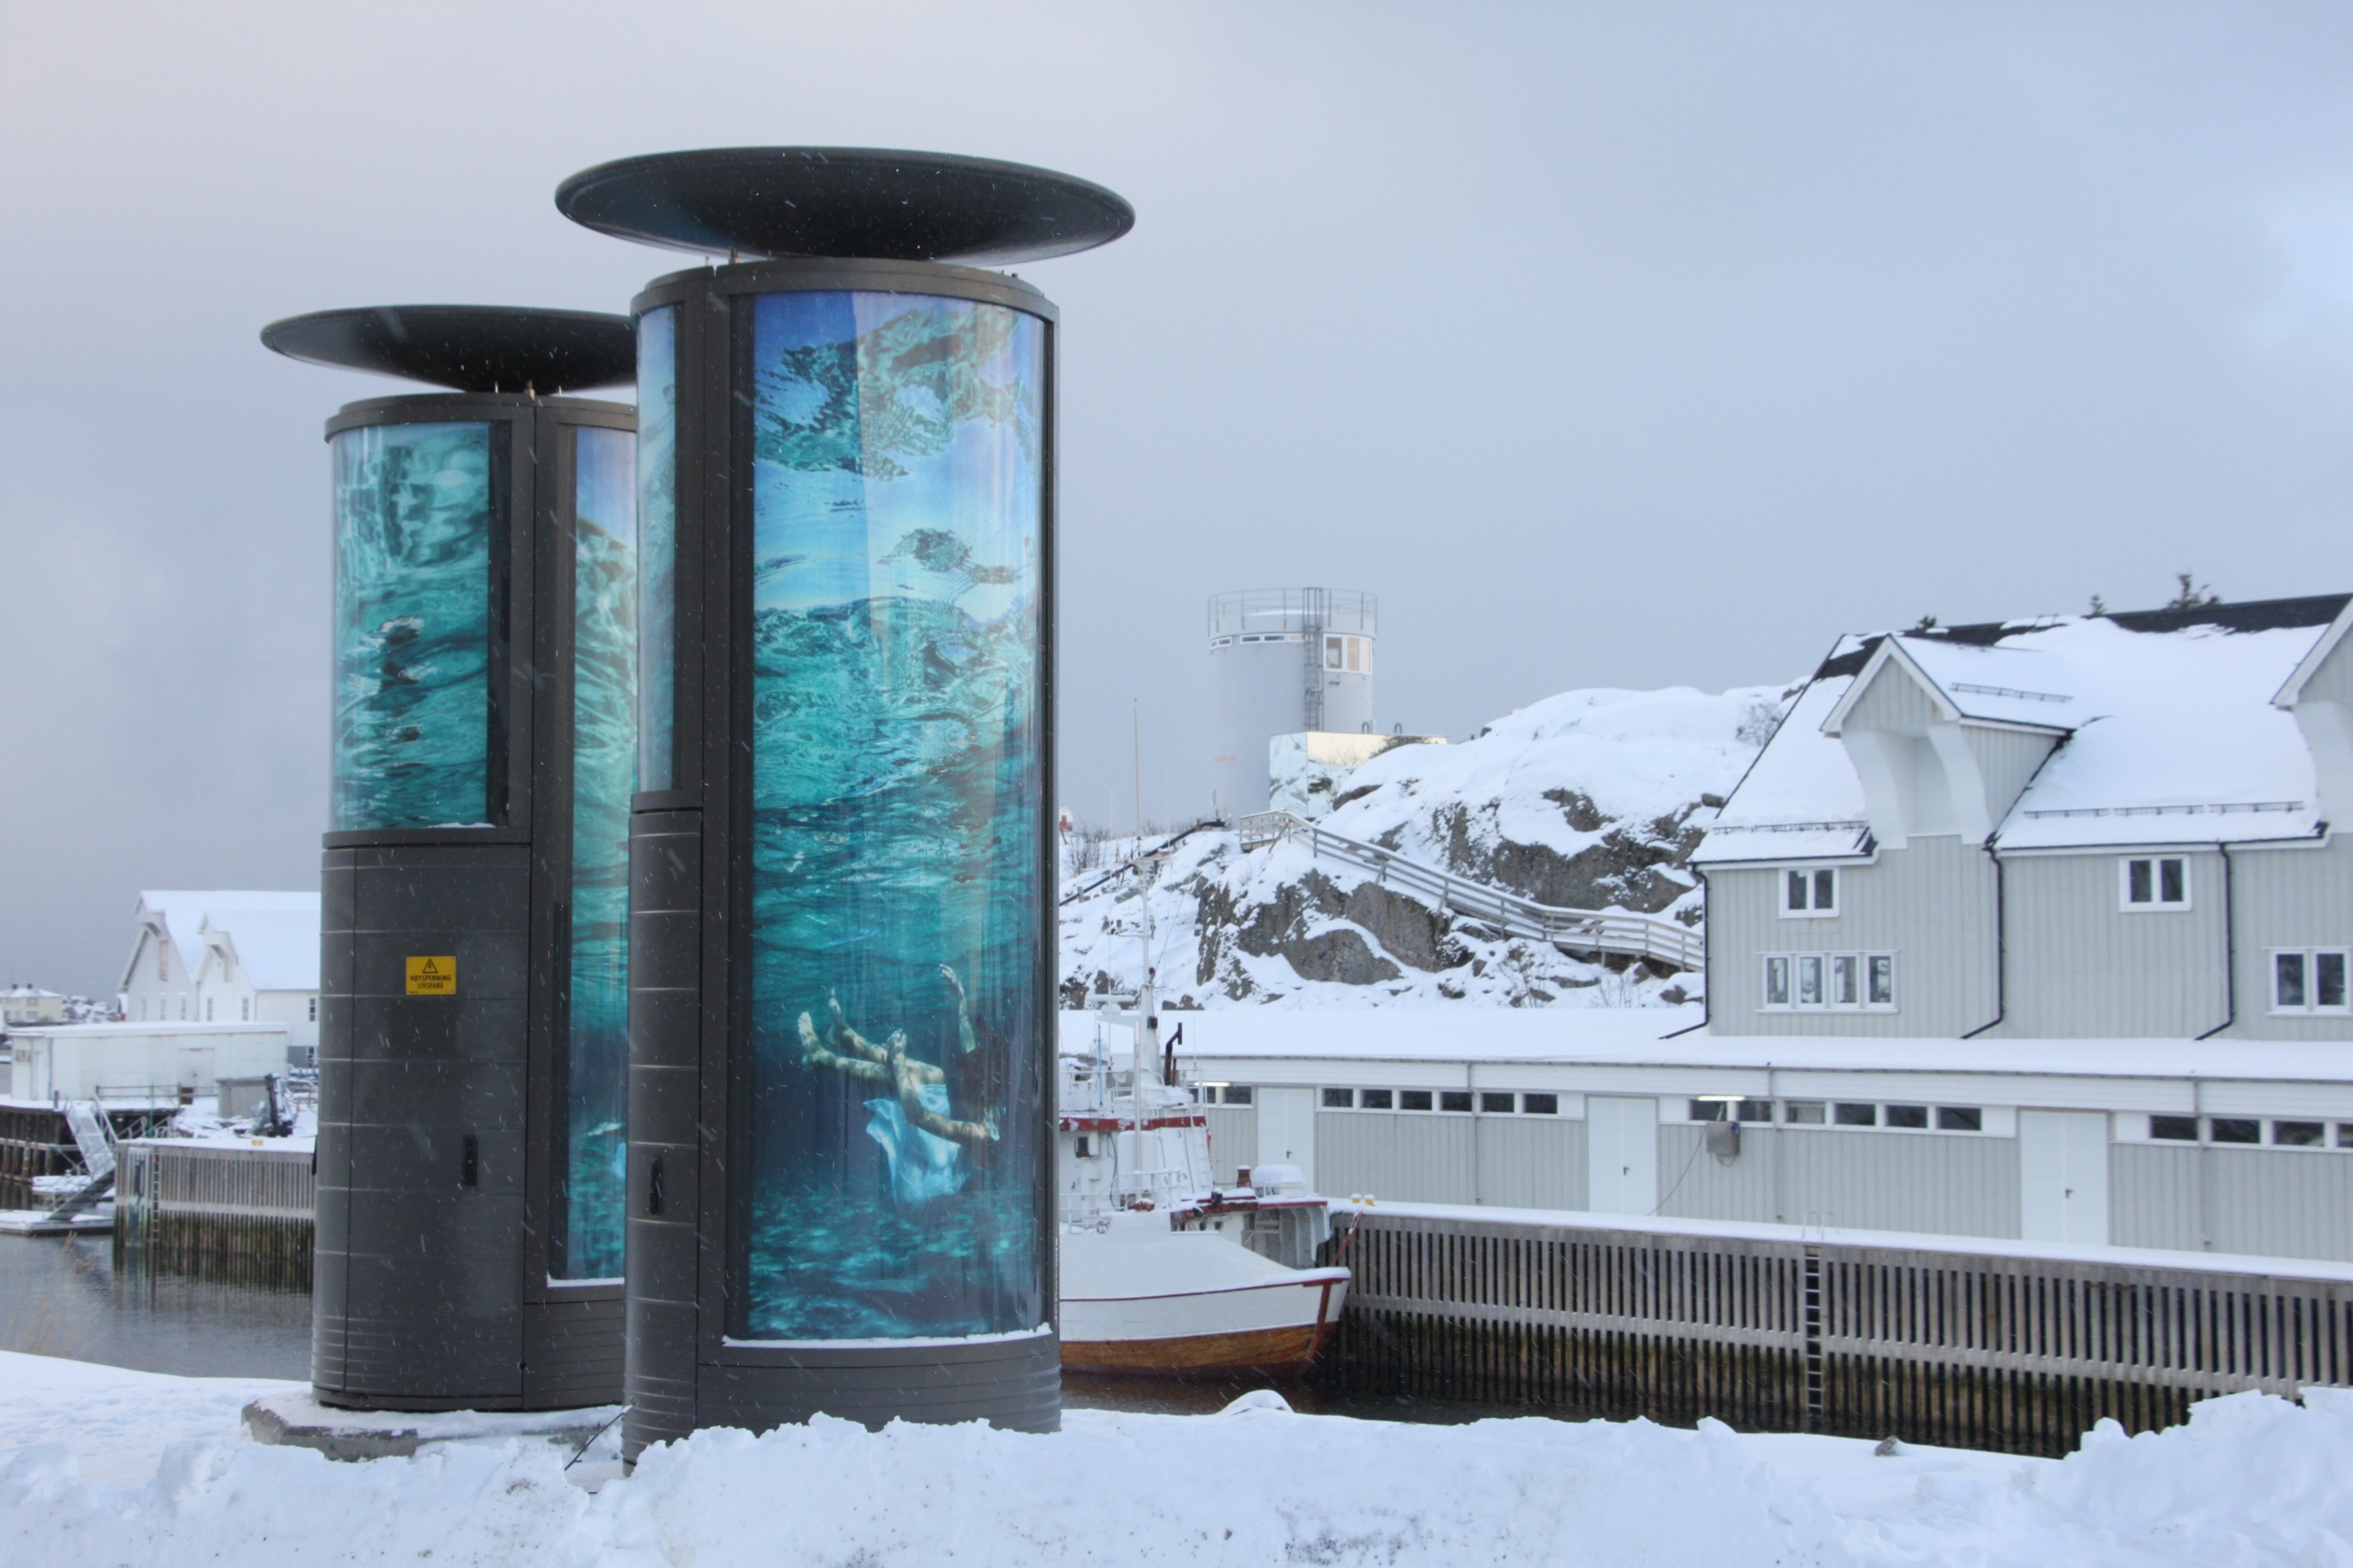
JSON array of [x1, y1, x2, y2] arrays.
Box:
[[1060, 682, 1793, 1010]]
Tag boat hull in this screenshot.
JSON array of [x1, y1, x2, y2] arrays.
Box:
[[1061, 1266, 1349, 1376]]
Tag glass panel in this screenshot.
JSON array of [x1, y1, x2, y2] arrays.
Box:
[[1814, 869, 1835, 911], [1322, 1088, 1353, 1108], [1764, 955, 1789, 1006], [1689, 1099, 1728, 1122], [2275, 1120, 2325, 1147], [1223, 1084, 1253, 1106], [1797, 955, 1822, 1006], [2127, 859, 2152, 903], [1784, 1101, 1826, 1125], [1480, 1092, 1515, 1114], [1440, 1091, 1473, 1113], [1831, 955, 1858, 1006], [330, 422, 496, 830], [2278, 951, 2308, 1009], [1361, 1089, 1393, 1109], [2320, 951, 2348, 1009], [1522, 1093, 1558, 1115], [1834, 1102, 1877, 1127], [2159, 858, 2185, 903], [744, 291, 1046, 1342], [1936, 1106, 1982, 1131], [555, 424, 636, 1280], [1885, 1104, 1928, 1129], [2150, 1115, 2199, 1142], [2211, 1118, 2260, 1144], [635, 305, 679, 792], [1868, 954, 1895, 1006], [1786, 871, 1806, 911], [1738, 1098, 1774, 1123], [1325, 636, 1343, 670], [1400, 1090, 1433, 1111]]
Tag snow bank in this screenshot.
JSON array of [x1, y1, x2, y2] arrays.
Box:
[[10, 1351, 2353, 1565]]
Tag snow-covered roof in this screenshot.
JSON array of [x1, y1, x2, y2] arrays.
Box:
[[202, 907, 323, 991], [1695, 595, 2349, 862], [129, 892, 320, 991]]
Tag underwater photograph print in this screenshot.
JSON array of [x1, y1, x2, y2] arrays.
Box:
[[742, 291, 1047, 1342]]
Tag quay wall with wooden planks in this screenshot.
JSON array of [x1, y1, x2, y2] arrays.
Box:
[[115, 1139, 314, 1287], [1317, 1203, 2353, 1457]]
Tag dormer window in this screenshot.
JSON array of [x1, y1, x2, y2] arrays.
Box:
[[1782, 867, 1838, 917], [2121, 856, 2190, 911]]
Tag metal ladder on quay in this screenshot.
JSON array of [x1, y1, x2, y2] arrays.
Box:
[[42, 1099, 118, 1221]]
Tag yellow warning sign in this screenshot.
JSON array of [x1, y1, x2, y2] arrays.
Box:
[[406, 956, 457, 996]]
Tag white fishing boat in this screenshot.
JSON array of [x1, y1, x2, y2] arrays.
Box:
[[1055, 898, 1351, 1376]]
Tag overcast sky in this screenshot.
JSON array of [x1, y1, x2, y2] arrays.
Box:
[[3, 2, 2351, 993]]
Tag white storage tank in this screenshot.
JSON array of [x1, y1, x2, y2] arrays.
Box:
[[1207, 588, 1376, 816]]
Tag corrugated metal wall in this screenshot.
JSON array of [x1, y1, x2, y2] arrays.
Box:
[[2001, 851, 2229, 1037], [1476, 1116, 1587, 1210], [1203, 1106, 1255, 1184], [1656, 1125, 2022, 1237], [2113, 1144, 2353, 1261], [2228, 837, 2353, 1040], [1708, 835, 1998, 1035], [1318, 1112, 1477, 1203]]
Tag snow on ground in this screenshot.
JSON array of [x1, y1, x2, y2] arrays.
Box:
[[1062, 684, 1791, 1010], [7, 1350, 2353, 1565]]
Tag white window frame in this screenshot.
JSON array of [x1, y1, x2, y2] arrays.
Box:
[[1760, 951, 1896, 1012], [2119, 855, 2191, 912], [2269, 947, 2352, 1015], [1779, 865, 1840, 918]]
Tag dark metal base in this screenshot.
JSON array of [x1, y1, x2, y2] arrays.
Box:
[[314, 839, 620, 1412]]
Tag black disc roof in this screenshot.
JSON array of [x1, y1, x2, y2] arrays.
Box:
[[554, 147, 1134, 266], [259, 306, 635, 393]]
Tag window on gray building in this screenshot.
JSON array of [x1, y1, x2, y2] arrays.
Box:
[[2151, 1115, 2199, 1142], [2271, 949, 2350, 1014], [1440, 1091, 1473, 1113], [1322, 1088, 1353, 1108], [2274, 1120, 2326, 1147], [1399, 1090, 1433, 1111], [1936, 1107, 1981, 1131], [1834, 1103, 1878, 1127], [1522, 1093, 1558, 1115], [1481, 1092, 1515, 1113], [1886, 1104, 1928, 1129], [1361, 1089, 1393, 1110], [1784, 1101, 1826, 1125], [1783, 867, 1839, 916], [1221, 1085, 1253, 1106], [1761, 952, 1897, 1011], [2121, 855, 2191, 910], [2210, 1118, 2260, 1144]]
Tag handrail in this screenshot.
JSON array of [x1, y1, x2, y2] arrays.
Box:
[[1232, 812, 1705, 972], [1058, 818, 1227, 907]]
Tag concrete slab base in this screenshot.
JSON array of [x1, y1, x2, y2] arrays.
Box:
[[243, 1391, 624, 1462]]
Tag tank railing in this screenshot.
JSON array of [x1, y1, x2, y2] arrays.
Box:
[[1234, 812, 1706, 973], [1207, 588, 1378, 640]]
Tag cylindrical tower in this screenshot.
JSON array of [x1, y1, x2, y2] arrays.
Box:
[[556, 147, 1132, 1459], [1207, 588, 1376, 817], [263, 307, 637, 1410]]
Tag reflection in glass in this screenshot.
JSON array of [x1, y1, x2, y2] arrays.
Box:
[[558, 424, 636, 1279], [744, 291, 1045, 1341], [636, 306, 678, 791], [330, 422, 495, 831]]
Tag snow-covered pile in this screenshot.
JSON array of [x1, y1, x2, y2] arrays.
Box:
[[7, 1349, 2353, 1565], [1062, 685, 1789, 1008]]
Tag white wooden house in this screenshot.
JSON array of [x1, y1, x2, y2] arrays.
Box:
[[121, 892, 320, 1059]]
